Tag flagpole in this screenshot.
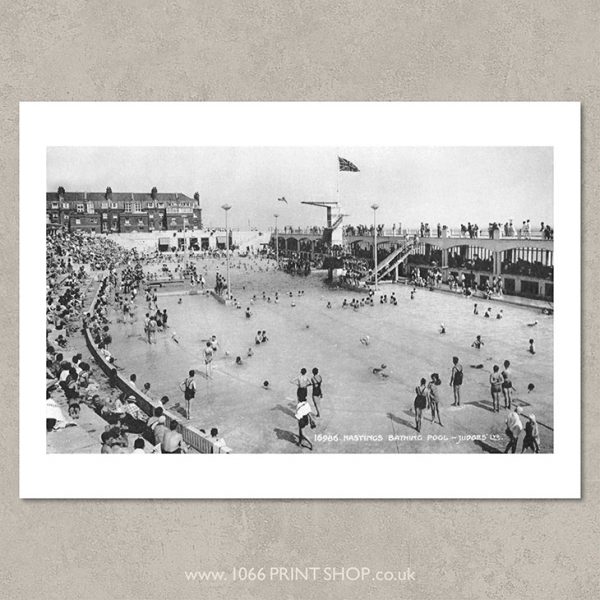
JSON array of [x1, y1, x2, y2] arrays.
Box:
[[336, 156, 340, 205]]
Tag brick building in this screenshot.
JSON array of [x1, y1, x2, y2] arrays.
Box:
[[46, 186, 202, 233]]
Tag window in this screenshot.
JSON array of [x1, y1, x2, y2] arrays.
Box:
[[86, 203, 94, 214], [51, 202, 59, 209], [124, 202, 131, 212], [102, 213, 107, 219], [75, 218, 81, 225], [62, 202, 69, 209], [111, 202, 118, 209], [134, 201, 142, 212], [158, 202, 165, 208], [101, 202, 109, 209], [124, 219, 130, 226], [138, 219, 144, 226], [147, 202, 154, 208], [76, 203, 84, 213]]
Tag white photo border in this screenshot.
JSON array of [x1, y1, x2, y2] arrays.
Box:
[[20, 102, 580, 498]]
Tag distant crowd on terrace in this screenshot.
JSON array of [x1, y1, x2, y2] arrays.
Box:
[[280, 220, 553, 240]]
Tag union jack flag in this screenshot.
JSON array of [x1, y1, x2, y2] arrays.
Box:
[[338, 156, 360, 172]]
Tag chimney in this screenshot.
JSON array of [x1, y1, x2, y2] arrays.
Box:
[[194, 191, 200, 205]]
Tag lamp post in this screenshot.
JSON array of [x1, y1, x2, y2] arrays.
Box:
[[274, 213, 279, 268], [221, 204, 232, 299], [371, 203, 379, 291]]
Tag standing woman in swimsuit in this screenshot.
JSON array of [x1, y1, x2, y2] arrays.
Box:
[[489, 364, 503, 412], [310, 367, 323, 418], [414, 377, 427, 432], [501, 359, 513, 409], [427, 373, 443, 426]]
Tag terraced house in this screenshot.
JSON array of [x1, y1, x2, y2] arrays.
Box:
[[46, 186, 202, 233]]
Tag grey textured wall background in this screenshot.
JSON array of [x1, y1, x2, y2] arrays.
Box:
[[1, 1, 597, 598]]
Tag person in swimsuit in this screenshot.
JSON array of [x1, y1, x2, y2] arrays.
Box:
[[310, 367, 323, 417], [501, 359, 513, 409], [528, 339, 536, 354], [291, 368, 311, 402], [372, 364, 389, 378], [181, 369, 196, 419], [427, 373, 443, 426], [204, 341, 214, 378], [473, 303, 479, 315], [449, 356, 463, 406], [414, 377, 427, 432], [489, 364, 503, 412], [471, 335, 484, 349]]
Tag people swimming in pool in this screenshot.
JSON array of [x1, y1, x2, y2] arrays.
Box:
[[372, 364, 389, 378], [472, 335, 484, 349]]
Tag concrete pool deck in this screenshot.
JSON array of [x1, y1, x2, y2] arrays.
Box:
[[107, 256, 554, 454]]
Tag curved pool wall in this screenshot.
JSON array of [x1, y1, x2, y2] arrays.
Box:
[[83, 276, 230, 454]]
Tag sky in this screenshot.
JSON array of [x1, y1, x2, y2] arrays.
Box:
[[47, 147, 553, 230]]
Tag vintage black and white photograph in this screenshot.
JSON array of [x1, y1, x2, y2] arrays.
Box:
[[44, 145, 555, 455], [19, 102, 579, 498]]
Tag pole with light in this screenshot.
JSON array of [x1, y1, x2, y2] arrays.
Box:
[[221, 204, 232, 299], [371, 203, 379, 291], [274, 213, 279, 267]]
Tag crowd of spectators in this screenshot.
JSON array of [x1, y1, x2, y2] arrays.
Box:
[[501, 259, 553, 280], [46, 229, 228, 454]]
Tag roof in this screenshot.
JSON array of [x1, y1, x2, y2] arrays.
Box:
[[46, 191, 195, 203]]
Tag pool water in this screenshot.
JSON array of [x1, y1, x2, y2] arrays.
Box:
[[108, 256, 553, 453]]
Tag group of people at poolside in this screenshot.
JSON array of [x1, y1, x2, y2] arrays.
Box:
[[411, 354, 540, 453], [290, 367, 324, 450]]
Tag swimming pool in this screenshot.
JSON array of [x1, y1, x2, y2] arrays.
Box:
[[108, 256, 553, 453]]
